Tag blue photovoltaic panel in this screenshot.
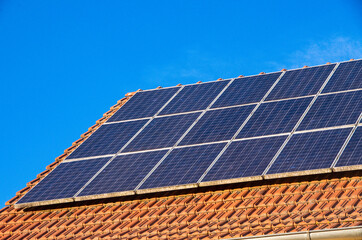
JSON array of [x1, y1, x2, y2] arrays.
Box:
[[268, 128, 351, 174], [323, 60, 362, 93], [238, 97, 312, 138], [140, 143, 226, 189], [79, 151, 167, 196], [123, 113, 200, 152], [107, 87, 180, 122], [266, 64, 335, 101], [18, 60, 362, 207], [179, 105, 255, 146], [211, 73, 281, 108], [335, 127, 362, 167], [67, 120, 148, 159], [297, 91, 362, 131], [17, 157, 110, 204], [202, 136, 287, 182], [160, 81, 229, 115]]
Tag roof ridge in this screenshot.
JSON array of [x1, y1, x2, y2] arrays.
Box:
[[137, 59, 361, 93]]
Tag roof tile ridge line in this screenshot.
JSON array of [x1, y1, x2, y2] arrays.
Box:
[[7, 97, 130, 206], [262, 62, 341, 176], [73, 86, 185, 198], [138, 59, 354, 93], [11, 97, 130, 203], [140, 78, 232, 93], [134, 78, 236, 190], [330, 112, 362, 169], [197, 71, 286, 183], [54, 97, 130, 161]]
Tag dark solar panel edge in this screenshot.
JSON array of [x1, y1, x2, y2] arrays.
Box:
[[15, 165, 362, 209]]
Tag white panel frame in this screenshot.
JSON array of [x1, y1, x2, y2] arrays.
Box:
[[134, 78, 236, 190], [262, 63, 340, 175]]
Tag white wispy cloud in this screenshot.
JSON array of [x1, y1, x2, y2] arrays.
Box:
[[288, 37, 362, 68], [141, 50, 230, 87]]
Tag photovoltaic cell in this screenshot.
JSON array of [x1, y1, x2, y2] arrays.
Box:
[[160, 81, 229, 115], [78, 151, 167, 196], [323, 60, 362, 93], [267, 128, 351, 174], [211, 73, 281, 108], [123, 113, 200, 152], [202, 136, 287, 182], [67, 119, 148, 159], [179, 105, 255, 146], [140, 143, 226, 189], [297, 91, 362, 131], [107, 87, 180, 122], [335, 127, 362, 167], [266, 64, 335, 101], [237, 97, 312, 138], [17, 157, 110, 204]]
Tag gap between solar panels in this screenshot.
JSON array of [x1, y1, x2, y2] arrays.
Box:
[[14, 59, 362, 209]]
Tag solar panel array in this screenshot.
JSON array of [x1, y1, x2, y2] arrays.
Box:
[[17, 60, 362, 207]]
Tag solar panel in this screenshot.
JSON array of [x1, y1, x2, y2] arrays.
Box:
[[266, 64, 335, 101], [17, 157, 110, 204], [297, 91, 362, 131], [179, 105, 255, 146], [123, 113, 200, 152], [211, 73, 281, 108], [16, 60, 362, 207], [107, 87, 180, 122], [335, 127, 362, 167], [78, 151, 167, 196], [267, 128, 351, 174], [202, 136, 287, 182], [323, 60, 362, 93], [140, 143, 226, 189], [67, 120, 148, 159], [160, 81, 229, 115], [237, 97, 312, 138]]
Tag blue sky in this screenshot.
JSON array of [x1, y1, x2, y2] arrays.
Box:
[[0, 0, 361, 206]]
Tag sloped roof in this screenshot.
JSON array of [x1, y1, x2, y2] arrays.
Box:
[[1, 175, 361, 239], [1, 65, 362, 239]]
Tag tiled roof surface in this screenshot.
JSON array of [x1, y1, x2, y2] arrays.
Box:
[[1, 78, 361, 239], [1, 175, 361, 239]]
